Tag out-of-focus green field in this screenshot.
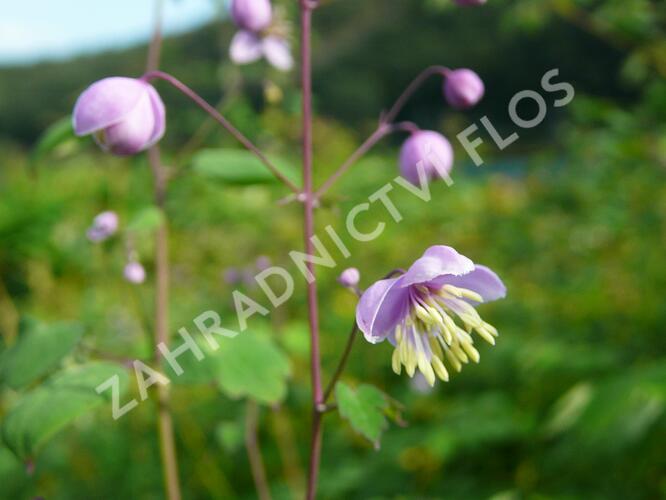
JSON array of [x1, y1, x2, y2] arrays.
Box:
[[0, 0, 665, 499]]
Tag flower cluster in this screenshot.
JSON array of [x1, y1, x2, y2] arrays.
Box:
[[229, 0, 293, 71], [357, 246, 506, 386]]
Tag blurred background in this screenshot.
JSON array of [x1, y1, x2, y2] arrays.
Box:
[[0, 0, 665, 498]]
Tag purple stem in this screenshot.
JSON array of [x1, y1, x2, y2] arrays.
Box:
[[141, 70, 301, 194], [300, 2, 323, 499], [314, 121, 419, 199], [315, 65, 450, 199]]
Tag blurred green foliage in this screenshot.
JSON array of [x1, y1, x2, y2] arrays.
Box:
[[0, 0, 665, 499]]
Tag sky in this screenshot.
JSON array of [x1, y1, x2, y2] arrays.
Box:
[[0, 0, 222, 66]]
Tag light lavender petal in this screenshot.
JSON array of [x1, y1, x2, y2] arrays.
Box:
[[356, 277, 409, 343], [73, 77, 147, 136], [98, 91, 156, 156], [230, 31, 264, 65], [262, 36, 294, 71], [435, 264, 506, 303], [401, 245, 475, 287]]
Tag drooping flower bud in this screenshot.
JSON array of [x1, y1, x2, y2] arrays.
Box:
[[338, 268, 360, 289], [73, 77, 166, 156], [454, 0, 487, 6], [124, 261, 146, 284], [230, 0, 272, 32], [87, 211, 119, 242], [444, 69, 485, 110], [399, 131, 453, 186]]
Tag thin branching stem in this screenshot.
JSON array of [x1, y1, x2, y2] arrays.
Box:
[[141, 70, 301, 194], [315, 66, 450, 200]]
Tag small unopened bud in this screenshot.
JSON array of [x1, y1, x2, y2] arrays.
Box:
[[399, 131, 453, 186], [338, 268, 360, 288], [124, 262, 146, 284], [444, 69, 485, 110], [73, 77, 165, 156], [230, 0, 272, 32], [87, 211, 119, 242]]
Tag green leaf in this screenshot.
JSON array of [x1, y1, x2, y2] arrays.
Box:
[[192, 148, 300, 187], [214, 332, 290, 405], [0, 322, 83, 390], [336, 382, 389, 447], [126, 206, 164, 233], [1, 362, 129, 460], [31, 116, 79, 166]]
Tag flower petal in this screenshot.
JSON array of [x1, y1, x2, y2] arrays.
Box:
[[356, 277, 409, 344], [73, 77, 148, 136], [230, 31, 263, 65], [99, 91, 155, 156], [145, 84, 166, 147], [262, 36, 294, 71], [400, 245, 474, 287], [436, 264, 506, 303]]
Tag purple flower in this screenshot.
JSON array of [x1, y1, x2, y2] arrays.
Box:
[[73, 77, 166, 156], [87, 211, 119, 242], [230, 31, 294, 71], [444, 69, 485, 110], [230, 0, 273, 32], [124, 261, 146, 284], [356, 245, 506, 386], [338, 268, 360, 288], [399, 131, 453, 186]]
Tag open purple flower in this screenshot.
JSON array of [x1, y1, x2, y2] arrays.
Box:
[[356, 246, 506, 386], [73, 77, 165, 156], [230, 31, 293, 71]]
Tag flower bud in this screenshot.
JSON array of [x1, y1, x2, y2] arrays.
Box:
[[87, 211, 119, 242], [399, 131, 453, 186], [230, 0, 272, 32], [444, 69, 485, 109], [73, 77, 166, 156], [454, 0, 487, 5], [124, 261, 146, 284], [338, 268, 360, 288]]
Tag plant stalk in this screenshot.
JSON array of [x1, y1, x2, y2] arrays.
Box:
[[245, 400, 273, 500], [300, 2, 324, 499], [146, 3, 182, 498], [141, 71, 300, 193]]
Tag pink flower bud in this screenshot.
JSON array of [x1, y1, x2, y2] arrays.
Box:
[[444, 69, 485, 110], [338, 268, 360, 288], [73, 77, 166, 156], [454, 0, 487, 5], [87, 211, 119, 242], [124, 262, 146, 284], [399, 131, 453, 186], [230, 0, 272, 32]]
